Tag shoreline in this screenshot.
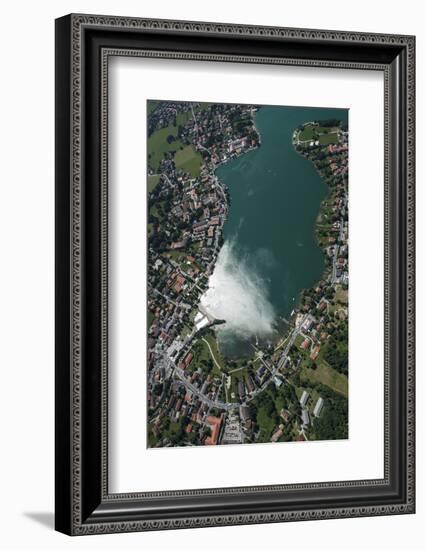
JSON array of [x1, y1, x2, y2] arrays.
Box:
[[197, 108, 262, 348], [295, 148, 330, 293], [205, 110, 329, 358]]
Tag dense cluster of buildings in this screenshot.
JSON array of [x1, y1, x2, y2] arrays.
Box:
[[147, 101, 262, 448]]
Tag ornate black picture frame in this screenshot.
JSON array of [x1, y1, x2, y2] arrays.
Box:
[[55, 13, 415, 535]]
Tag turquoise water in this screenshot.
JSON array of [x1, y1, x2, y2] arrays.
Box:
[[203, 105, 348, 356]]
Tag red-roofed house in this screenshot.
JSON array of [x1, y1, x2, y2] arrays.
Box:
[[310, 345, 321, 360], [205, 414, 223, 446], [300, 338, 310, 351]]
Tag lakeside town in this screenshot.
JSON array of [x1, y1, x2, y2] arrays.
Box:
[[147, 100, 349, 448]]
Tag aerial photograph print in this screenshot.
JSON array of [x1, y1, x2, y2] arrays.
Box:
[[146, 100, 349, 449]]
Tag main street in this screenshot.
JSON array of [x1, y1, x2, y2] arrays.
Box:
[[277, 318, 305, 369], [244, 314, 308, 404], [331, 217, 345, 283], [173, 363, 239, 411]]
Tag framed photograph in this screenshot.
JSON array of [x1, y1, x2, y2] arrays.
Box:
[[55, 14, 415, 535]]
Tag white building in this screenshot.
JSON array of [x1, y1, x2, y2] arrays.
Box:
[[300, 390, 309, 408], [194, 311, 209, 331], [302, 315, 315, 332], [301, 409, 310, 426], [273, 375, 283, 388], [313, 397, 324, 418]]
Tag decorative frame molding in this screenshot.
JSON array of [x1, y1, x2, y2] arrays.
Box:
[[55, 14, 415, 535]]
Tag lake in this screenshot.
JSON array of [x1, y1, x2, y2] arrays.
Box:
[[201, 104, 348, 357]]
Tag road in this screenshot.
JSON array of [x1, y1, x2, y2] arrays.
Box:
[[173, 364, 238, 411], [202, 337, 222, 370], [276, 314, 307, 370], [331, 218, 345, 283], [244, 314, 308, 404]]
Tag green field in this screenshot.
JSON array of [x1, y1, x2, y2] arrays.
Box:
[[174, 145, 203, 177], [147, 123, 202, 176], [299, 125, 316, 141], [319, 132, 338, 145], [256, 406, 277, 442], [190, 333, 224, 378], [299, 124, 339, 145], [176, 110, 192, 126], [202, 333, 226, 371], [147, 125, 182, 171], [147, 174, 161, 193], [300, 361, 348, 397]]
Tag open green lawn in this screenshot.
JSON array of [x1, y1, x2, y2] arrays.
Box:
[[176, 110, 192, 126], [190, 334, 223, 378], [335, 285, 349, 304], [256, 407, 276, 442], [299, 125, 316, 141], [317, 126, 338, 134], [174, 145, 203, 177], [147, 174, 161, 193], [319, 132, 338, 145], [191, 340, 210, 363], [147, 121, 202, 176], [300, 361, 348, 397], [202, 333, 226, 371], [299, 124, 339, 145], [147, 125, 182, 171]]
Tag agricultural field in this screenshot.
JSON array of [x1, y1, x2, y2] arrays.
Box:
[[299, 125, 316, 141], [318, 132, 338, 145], [147, 174, 161, 193], [147, 125, 183, 172], [189, 332, 224, 379], [299, 123, 339, 144], [300, 360, 348, 397], [174, 145, 203, 177], [176, 110, 192, 126]]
